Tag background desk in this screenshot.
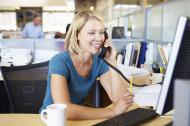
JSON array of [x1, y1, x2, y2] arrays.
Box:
[[0, 114, 172, 126]]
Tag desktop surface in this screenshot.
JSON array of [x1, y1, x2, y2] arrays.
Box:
[[0, 104, 172, 126], [0, 113, 172, 126]]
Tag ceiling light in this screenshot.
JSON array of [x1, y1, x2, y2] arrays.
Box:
[[114, 4, 139, 10], [90, 6, 94, 11]]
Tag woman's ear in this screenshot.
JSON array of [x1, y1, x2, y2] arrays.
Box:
[[76, 31, 80, 41]]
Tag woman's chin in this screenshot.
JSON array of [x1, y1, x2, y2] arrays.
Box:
[[90, 50, 99, 55], [90, 48, 100, 54]]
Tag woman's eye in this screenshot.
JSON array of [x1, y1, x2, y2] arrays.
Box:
[[89, 32, 95, 35]]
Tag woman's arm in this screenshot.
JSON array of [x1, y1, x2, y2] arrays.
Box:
[[100, 40, 130, 103], [51, 74, 132, 120], [99, 64, 129, 103], [51, 74, 112, 120]]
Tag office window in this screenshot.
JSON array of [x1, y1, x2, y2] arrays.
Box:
[[42, 12, 74, 33], [112, 19, 118, 27], [0, 12, 17, 30], [16, 7, 42, 29]]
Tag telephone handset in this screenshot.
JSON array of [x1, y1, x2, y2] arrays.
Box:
[[98, 31, 110, 58], [98, 31, 140, 86]]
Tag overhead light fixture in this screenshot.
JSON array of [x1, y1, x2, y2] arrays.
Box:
[[45, 0, 66, 6], [43, 0, 75, 11], [15, 7, 20, 10], [90, 6, 94, 11], [114, 4, 140, 10], [146, 4, 152, 8], [0, 0, 66, 7]]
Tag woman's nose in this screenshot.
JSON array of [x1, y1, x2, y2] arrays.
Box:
[[95, 33, 102, 41]]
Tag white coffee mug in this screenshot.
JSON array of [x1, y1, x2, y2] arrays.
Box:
[[40, 104, 67, 126]]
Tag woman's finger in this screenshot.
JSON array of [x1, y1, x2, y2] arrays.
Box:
[[123, 97, 133, 104], [104, 41, 111, 47], [127, 103, 133, 108]]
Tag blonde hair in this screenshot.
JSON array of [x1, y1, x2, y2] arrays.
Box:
[[64, 10, 103, 54]]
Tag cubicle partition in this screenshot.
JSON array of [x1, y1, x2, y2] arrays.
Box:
[[145, 0, 190, 43], [129, 9, 146, 39], [0, 39, 64, 64], [0, 39, 64, 51], [147, 4, 163, 42], [162, 0, 190, 43]]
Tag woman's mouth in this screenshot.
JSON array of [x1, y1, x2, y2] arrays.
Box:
[[91, 43, 102, 49]]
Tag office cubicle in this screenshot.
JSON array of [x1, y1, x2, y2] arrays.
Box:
[[0, 39, 64, 65], [122, 1, 190, 65]]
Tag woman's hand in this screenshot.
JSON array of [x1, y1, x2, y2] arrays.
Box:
[[110, 93, 134, 117], [103, 39, 117, 62]]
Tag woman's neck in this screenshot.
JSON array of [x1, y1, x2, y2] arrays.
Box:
[[71, 52, 92, 65]]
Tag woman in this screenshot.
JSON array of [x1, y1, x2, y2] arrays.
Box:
[[40, 10, 133, 120]]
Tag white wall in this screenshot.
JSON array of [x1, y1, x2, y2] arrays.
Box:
[[0, 0, 66, 7]]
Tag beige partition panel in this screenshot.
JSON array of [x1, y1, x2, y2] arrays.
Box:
[[162, 0, 190, 42], [147, 5, 163, 41], [129, 10, 146, 39]]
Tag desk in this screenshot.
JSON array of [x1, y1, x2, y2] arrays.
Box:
[[0, 103, 171, 126], [0, 114, 172, 126]]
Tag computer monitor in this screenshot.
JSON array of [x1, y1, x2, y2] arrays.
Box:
[[112, 27, 125, 39], [156, 16, 190, 115]]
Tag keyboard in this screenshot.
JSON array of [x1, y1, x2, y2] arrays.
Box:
[[165, 121, 173, 126], [93, 108, 158, 126]]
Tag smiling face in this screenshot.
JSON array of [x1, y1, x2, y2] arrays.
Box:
[[77, 18, 105, 54]]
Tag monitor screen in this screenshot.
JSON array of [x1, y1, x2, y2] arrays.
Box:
[[112, 27, 125, 39], [156, 16, 190, 115]]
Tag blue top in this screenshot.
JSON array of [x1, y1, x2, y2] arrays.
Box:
[[22, 22, 44, 38], [40, 51, 109, 112]]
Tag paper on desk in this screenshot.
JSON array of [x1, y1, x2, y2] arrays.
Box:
[[134, 93, 160, 109], [131, 84, 162, 109], [0, 48, 31, 58], [0, 48, 33, 66], [132, 84, 161, 94], [117, 64, 150, 77]]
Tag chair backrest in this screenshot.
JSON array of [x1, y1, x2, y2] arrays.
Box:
[[1, 61, 49, 113]]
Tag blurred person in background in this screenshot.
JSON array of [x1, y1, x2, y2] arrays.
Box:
[[22, 14, 44, 39]]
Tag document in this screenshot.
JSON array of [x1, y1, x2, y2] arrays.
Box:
[[117, 64, 150, 77], [131, 84, 162, 109]]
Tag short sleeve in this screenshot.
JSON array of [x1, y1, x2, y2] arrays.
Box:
[[98, 59, 109, 77], [39, 28, 45, 38], [22, 25, 28, 38], [49, 55, 69, 79]]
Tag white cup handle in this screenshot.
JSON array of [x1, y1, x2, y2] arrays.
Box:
[[40, 109, 47, 124]]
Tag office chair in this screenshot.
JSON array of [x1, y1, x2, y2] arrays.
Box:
[[1, 61, 49, 113]]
